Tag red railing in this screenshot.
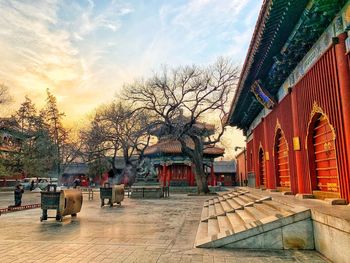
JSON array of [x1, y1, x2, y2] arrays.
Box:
[[0, 203, 41, 216]]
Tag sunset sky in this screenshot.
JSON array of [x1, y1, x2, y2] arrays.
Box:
[[0, 0, 262, 157]]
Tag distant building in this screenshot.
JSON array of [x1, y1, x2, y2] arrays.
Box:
[[61, 157, 137, 186], [235, 150, 247, 187], [212, 160, 236, 186], [144, 137, 224, 187]]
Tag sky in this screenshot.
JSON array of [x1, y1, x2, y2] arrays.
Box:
[[0, 0, 262, 158]]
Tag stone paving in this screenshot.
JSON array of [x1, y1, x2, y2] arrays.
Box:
[[0, 191, 328, 262]]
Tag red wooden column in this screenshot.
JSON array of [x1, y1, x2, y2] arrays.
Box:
[[290, 89, 310, 194], [190, 164, 195, 186], [251, 136, 260, 188], [335, 32, 350, 201], [168, 165, 172, 186], [210, 164, 216, 186], [262, 118, 272, 189], [187, 165, 192, 186], [162, 164, 167, 187], [158, 166, 162, 182]]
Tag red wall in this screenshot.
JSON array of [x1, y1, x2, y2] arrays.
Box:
[[247, 43, 350, 201], [252, 122, 265, 187], [236, 152, 247, 185], [247, 139, 254, 173]]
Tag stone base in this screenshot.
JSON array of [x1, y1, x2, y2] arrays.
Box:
[[218, 218, 314, 250], [324, 198, 348, 205], [295, 194, 314, 199], [130, 184, 164, 199], [282, 191, 294, 195], [312, 210, 350, 263], [313, 190, 340, 200], [130, 191, 163, 199]]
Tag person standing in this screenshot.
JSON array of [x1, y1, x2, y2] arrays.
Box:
[[30, 180, 35, 191], [14, 184, 24, 207]]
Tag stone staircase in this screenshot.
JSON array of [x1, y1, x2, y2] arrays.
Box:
[[195, 188, 314, 249]]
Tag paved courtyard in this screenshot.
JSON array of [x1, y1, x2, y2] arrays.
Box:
[[0, 191, 328, 262]]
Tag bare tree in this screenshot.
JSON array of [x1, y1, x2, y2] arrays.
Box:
[[124, 58, 239, 194], [0, 84, 12, 105], [80, 101, 152, 184], [80, 118, 110, 183]]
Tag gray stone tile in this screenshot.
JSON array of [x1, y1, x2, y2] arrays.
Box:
[[0, 192, 329, 262]]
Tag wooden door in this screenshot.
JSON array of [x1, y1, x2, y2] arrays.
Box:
[[312, 115, 339, 193], [259, 148, 265, 187], [275, 130, 290, 189]]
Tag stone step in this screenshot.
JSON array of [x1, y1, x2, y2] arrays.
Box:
[[217, 215, 233, 233], [196, 221, 208, 241], [226, 212, 245, 228], [208, 218, 220, 238], [222, 194, 232, 199], [242, 193, 262, 202], [263, 200, 295, 216], [226, 198, 243, 210], [228, 193, 238, 198], [213, 197, 220, 204], [243, 206, 269, 222], [238, 194, 255, 204], [235, 209, 256, 225], [204, 200, 209, 207], [196, 191, 312, 249], [237, 189, 250, 195], [253, 203, 279, 217], [214, 202, 225, 215], [232, 196, 249, 206], [220, 200, 234, 213], [208, 204, 216, 218], [201, 206, 209, 221]]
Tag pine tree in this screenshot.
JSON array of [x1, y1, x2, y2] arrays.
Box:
[[41, 89, 67, 178]]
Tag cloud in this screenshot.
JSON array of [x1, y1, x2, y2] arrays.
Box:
[[0, 0, 261, 134], [0, 0, 135, 125]]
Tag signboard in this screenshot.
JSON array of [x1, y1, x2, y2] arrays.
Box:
[[251, 81, 276, 109]]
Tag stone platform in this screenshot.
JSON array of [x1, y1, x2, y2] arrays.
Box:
[[220, 187, 350, 263], [195, 189, 313, 250]]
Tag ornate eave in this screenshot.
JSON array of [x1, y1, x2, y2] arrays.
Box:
[[228, 0, 344, 132]]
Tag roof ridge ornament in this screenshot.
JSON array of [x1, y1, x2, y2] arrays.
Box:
[[251, 80, 276, 109]]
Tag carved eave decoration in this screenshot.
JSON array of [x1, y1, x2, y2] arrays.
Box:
[[251, 80, 276, 109]]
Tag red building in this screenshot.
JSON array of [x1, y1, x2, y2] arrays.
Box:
[[235, 150, 247, 187], [144, 138, 224, 187], [227, 1, 350, 202], [212, 160, 236, 186]]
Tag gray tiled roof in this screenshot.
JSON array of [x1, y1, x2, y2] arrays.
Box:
[[213, 160, 236, 173]]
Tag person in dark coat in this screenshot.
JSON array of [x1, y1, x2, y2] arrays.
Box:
[[73, 178, 80, 189], [30, 180, 35, 191], [14, 184, 24, 206]]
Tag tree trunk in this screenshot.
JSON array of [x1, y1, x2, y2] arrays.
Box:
[[192, 156, 209, 194], [190, 145, 209, 194], [179, 136, 210, 194]]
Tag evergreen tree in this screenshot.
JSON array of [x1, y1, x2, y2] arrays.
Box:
[[41, 89, 67, 178]]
